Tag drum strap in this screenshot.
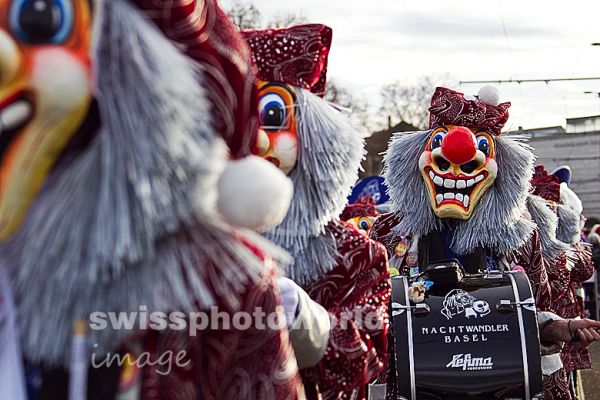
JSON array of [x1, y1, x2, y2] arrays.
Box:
[[419, 232, 487, 274]]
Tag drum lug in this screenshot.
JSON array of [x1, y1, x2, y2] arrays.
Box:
[[392, 302, 431, 317], [484, 270, 504, 279], [496, 298, 536, 313]]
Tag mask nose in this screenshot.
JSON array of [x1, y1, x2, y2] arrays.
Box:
[[440, 127, 477, 165], [0, 29, 21, 88]]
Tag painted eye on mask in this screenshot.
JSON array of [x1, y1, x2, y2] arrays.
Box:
[[476, 135, 491, 157], [259, 93, 287, 131], [358, 218, 371, 231], [9, 0, 74, 44], [430, 131, 446, 150]]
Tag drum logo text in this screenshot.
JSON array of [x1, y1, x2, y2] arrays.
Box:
[[446, 353, 494, 371], [441, 289, 491, 320]]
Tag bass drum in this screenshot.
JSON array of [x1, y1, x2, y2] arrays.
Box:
[[391, 271, 543, 400]]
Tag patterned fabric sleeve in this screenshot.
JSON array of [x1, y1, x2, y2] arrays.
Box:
[[302, 221, 390, 400], [369, 213, 403, 258], [545, 252, 571, 303], [569, 243, 594, 284], [512, 229, 553, 312], [140, 252, 304, 400]]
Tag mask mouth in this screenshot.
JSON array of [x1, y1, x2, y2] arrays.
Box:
[[0, 91, 35, 166], [425, 166, 488, 210], [265, 156, 281, 168]]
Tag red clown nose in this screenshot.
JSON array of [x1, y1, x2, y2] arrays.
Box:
[[441, 127, 477, 165]]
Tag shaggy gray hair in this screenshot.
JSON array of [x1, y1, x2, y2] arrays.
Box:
[[556, 204, 581, 245], [526, 195, 570, 260], [385, 130, 536, 255], [264, 89, 364, 284], [3, 0, 269, 366]]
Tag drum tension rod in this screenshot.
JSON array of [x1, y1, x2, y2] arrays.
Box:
[[392, 302, 431, 317], [496, 299, 536, 313]]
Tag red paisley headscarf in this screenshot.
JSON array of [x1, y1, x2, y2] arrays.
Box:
[[531, 165, 561, 203], [242, 24, 332, 97], [428, 87, 511, 135]]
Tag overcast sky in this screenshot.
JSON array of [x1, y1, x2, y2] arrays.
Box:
[[224, 0, 600, 130]]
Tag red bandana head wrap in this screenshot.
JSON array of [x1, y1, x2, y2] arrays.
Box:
[[242, 24, 332, 97], [340, 196, 379, 221], [428, 87, 511, 135], [132, 0, 258, 158], [531, 165, 561, 203]]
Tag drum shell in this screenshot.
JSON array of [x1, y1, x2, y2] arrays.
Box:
[[391, 271, 543, 400]]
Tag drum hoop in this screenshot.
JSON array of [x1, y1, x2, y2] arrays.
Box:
[[507, 273, 531, 400], [401, 276, 417, 400]]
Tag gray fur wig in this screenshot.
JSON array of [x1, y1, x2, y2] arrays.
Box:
[[1, 0, 271, 366], [384, 130, 536, 255], [263, 89, 364, 284]]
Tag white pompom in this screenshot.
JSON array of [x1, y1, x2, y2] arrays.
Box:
[[478, 85, 501, 106], [217, 156, 293, 232]]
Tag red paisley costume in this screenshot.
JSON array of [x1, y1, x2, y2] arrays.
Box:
[[140, 247, 302, 400], [242, 25, 391, 400], [529, 165, 595, 400], [370, 87, 556, 398], [300, 221, 390, 400], [128, 2, 304, 399]]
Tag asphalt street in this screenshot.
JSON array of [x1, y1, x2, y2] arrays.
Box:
[[582, 342, 600, 399]]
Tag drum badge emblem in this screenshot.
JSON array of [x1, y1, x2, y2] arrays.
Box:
[[441, 289, 491, 320]]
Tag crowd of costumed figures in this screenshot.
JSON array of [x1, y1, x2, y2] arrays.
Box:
[[0, 1, 599, 400]]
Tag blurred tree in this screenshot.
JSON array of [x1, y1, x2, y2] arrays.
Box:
[[325, 81, 379, 136], [226, 2, 307, 30], [379, 75, 453, 130], [227, 2, 262, 30], [267, 13, 308, 28]]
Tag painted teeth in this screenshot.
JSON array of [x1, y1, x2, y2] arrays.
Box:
[[0, 100, 32, 131], [428, 170, 483, 208]]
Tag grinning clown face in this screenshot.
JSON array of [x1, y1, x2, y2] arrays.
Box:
[[255, 80, 299, 175], [419, 125, 497, 220], [0, 0, 92, 240]]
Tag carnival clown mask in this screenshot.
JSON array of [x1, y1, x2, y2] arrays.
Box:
[[0, 0, 92, 239], [419, 125, 497, 220], [256, 80, 298, 175], [420, 86, 510, 220], [244, 24, 332, 177], [341, 195, 379, 236]]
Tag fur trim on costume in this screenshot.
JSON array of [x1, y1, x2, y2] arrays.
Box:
[[559, 183, 583, 215], [556, 204, 581, 245], [264, 89, 364, 284], [526, 195, 570, 260], [385, 130, 535, 255], [3, 0, 269, 366]]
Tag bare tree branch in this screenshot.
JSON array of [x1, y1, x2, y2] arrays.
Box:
[[379, 75, 454, 130], [267, 13, 308, 28], [227, 2, 262, 30]]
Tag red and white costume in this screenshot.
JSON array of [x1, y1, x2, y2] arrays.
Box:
[[243, 25, 391, 400]]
